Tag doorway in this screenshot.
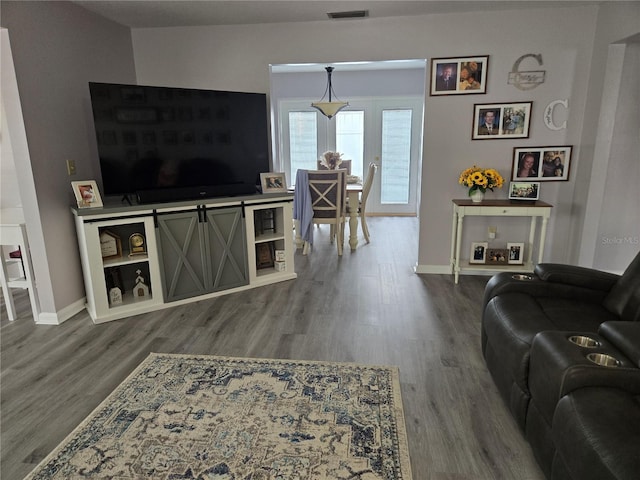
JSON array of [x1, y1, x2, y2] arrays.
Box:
[[270, 60, 426, 216]]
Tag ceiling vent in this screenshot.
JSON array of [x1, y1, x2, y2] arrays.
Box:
[[327, 10, 369, 20]]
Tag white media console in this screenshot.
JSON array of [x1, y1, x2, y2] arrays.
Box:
[[72, 193, 296, 323]]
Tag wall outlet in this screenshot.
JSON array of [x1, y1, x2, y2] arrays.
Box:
[[66, 159, 76, 176], [488, 226, 497, 239]]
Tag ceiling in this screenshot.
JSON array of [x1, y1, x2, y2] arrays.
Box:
[[71, 1, 603, 28]]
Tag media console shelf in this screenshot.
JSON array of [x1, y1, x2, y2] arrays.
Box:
[[450, 199, 552, 284], [72, 193, 296, 323]]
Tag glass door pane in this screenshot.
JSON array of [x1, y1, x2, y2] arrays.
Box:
[[336, 111, 364, 179], [289, 111, 317, 175], [381, 110, 412, 204]]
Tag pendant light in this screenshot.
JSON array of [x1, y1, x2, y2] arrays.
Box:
[[311, 66, 349, 119]]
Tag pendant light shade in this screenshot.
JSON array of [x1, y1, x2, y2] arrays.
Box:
[[311, 66, 349, 119]]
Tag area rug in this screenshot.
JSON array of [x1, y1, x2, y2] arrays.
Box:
[[25, 353, 413, 479]]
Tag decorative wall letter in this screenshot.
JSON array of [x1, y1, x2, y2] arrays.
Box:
[[508, 53, 546, 90], [544, 99, 569, 130]]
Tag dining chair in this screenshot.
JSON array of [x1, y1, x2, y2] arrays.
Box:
[[317, 159, 352, 175], [304, 170, 347, 256], [348, 162, 377, 244]]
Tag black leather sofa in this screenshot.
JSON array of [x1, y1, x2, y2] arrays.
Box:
[[481, 251, 640, 479]]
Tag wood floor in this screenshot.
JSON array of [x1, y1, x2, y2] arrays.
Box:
[[1, 217, 545, 479]]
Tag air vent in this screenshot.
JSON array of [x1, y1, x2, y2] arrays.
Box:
[[327, 10, 369, 20]]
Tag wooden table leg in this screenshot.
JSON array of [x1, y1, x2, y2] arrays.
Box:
[[348, 190, 359, 251]]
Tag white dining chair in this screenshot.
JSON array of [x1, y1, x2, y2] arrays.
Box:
[[349, 162, 377, 243], [304, 170, 347, 256]]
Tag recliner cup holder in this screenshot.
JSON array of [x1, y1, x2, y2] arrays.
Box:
[[586, 353, 620, 367], [568, 335, 600, 348], [512, 274, 534, 281]]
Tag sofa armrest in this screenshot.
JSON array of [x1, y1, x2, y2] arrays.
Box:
[[534, 263, 619, 291]]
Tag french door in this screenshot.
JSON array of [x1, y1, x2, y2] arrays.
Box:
[[280, 97, 423, 215]]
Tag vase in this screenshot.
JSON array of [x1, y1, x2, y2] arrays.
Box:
[[470, 190, 485, 203]]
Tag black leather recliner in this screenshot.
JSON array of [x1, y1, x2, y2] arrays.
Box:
[[526, 321, 640, 478], [481, 251, 640, 429], [481, 251, 640, 480]]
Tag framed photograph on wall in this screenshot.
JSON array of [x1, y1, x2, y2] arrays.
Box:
[[470, 242, 488, 264], [472, 102, 532, 139], [511, 146, 572, 181], [507, 242, 525, 265], [508, 182, 540, 200], [430, 55, 489, 96], [260, 172, 287, 193], [71, 180, 103, 208]]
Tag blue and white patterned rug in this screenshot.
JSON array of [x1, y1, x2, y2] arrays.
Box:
[[26, 353, 413, 479]]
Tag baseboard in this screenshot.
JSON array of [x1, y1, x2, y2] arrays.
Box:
[[413, 264, 452, 274], [35, 297, 86, 325]]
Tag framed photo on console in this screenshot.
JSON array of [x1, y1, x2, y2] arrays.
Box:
[[71, 180, 103, 208], [260, 172, 287, 193], [507, 242, 525, 265], [430, 55, 489, 96], [486, 248, 509, 265], [509, 182, 540, 200], [511, 146, 572, 181], [470, 242, 488, 264], [472, 102, 532, 140]]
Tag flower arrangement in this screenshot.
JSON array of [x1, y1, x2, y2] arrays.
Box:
[[459, 165, 504, 195], [319, 151, 343, 170]]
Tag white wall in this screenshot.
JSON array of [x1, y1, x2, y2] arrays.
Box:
[[2, 1, 639, 321], [586, 39, 640, 272], [133, 5, 630, 270], [1, 1, 137, 321]]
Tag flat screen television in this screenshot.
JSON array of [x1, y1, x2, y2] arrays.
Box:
[[88, 82, 270, 203]]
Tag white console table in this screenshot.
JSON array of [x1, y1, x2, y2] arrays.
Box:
[[450, 199, 553, 284]]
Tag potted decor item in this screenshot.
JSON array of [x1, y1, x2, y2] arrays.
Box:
[[459, 165, 504, 202], [319, 151, 343, 170]]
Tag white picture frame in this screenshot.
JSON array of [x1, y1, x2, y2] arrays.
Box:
[[508, 182, 540, 200], [470, 242, 488, 264], [71, 180, 103, 208], [507, 242, 525, 265], [260, 172, 287, 193]]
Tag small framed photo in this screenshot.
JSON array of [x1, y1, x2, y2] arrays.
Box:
[[260, 172, 287, 193], [511, 146, 572, 181], [470, 242, 488, 264], [71, 180, 103, 208], [256, 242, 275, 269], [430, 55, 489, 96], [509, 182, 540, 200], [507, 242, 525, 265], [486, 248, 509, 265], [472, 102, 532, 139]]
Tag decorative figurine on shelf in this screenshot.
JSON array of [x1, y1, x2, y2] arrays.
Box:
[[133, 269, 150, 300], [106, 267, 124, 306], [129, 233, 146, 257], [109, 286, 123, 306]]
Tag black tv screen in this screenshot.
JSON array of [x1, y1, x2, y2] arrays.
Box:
[[88, 82, 270, 202]]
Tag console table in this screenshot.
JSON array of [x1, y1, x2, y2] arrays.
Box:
[[450, 199, 552, 284], [72, 193, 296, 323]]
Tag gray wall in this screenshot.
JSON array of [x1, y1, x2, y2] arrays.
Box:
[[2, 1, 639, 321], [1, 1, 136, 321], [131, 3, 639, 272]]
